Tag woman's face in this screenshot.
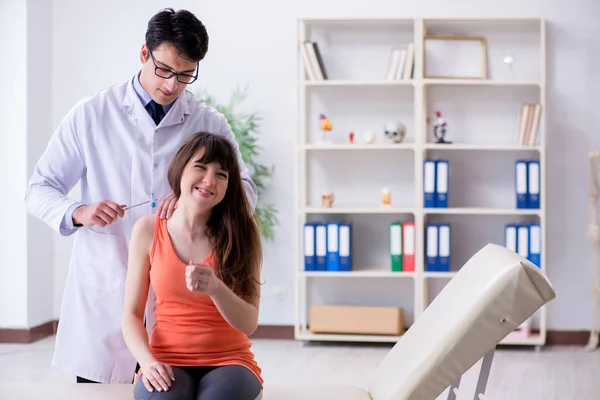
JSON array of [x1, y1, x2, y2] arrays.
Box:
[[180, 148, 229, 210]]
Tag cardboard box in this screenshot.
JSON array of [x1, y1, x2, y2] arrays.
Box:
[[309, 305, 405, 335]]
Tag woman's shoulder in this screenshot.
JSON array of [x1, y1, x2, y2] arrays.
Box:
[[131, 214, 158, 248]]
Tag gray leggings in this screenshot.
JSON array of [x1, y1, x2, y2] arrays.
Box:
[[133, 365, 263, 400]]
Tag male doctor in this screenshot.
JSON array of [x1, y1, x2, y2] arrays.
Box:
[[25, 8, 257, 384]]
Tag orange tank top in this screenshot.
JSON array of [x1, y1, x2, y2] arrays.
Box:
[[146, 214, 263, 385]]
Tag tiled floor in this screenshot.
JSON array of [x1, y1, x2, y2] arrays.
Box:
[[1, 336, 599, 399]]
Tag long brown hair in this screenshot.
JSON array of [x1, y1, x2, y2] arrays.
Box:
[[167, 132, 262, 300]]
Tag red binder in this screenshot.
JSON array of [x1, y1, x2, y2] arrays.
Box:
[[402, 222, 415, 272]]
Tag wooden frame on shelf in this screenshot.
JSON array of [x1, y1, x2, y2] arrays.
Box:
[[423, 35, 488, 80]]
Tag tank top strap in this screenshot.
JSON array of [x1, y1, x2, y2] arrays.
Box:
[[150, 213, 169, 264]]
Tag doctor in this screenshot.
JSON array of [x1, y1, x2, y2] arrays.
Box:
[[25, 8, 257, 384]]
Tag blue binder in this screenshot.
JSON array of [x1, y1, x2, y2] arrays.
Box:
[[437, 223, 451, 272], [528, 223, 541, 267], [517, 224, 529, 260], [338, 223, 352, 271], [425, 223, 439, 271], [435, 160, 449, 208], [528, 160, 540, 209], [326, 222, 341, 271], [315, 223, 328, 271], [303, 222, 316, 271], [515, 160, 528, 209], [424, 160, 437, 208], [504, 224, 518, 253]]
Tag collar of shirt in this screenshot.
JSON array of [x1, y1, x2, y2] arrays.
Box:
[[132, 71, 175, 115]]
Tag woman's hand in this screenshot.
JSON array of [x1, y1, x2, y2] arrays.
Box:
[[186, 261, 222, 296], [140, 359, 175, 393], [157, 193, 178, 219]]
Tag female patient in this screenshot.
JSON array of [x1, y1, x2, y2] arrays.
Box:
[[122, 132, 263, 400]]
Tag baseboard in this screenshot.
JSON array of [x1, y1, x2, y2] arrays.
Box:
[[0, 320, 58, 344], [0, 321, 593, 347]]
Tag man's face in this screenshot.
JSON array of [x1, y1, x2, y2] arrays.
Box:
[[139, 43, 198, 105]]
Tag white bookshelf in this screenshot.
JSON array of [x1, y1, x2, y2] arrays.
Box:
[[295, 17, 546, 347]]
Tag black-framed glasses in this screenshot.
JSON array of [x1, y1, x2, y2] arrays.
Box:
[[149, 50, 199, 84]]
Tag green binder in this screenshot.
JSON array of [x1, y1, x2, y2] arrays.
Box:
[[390, 222, 403, 271]]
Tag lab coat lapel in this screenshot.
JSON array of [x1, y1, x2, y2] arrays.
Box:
[[159, 91, 191, 129], [122, 79, 191, 131], [122, 78, 156, 133]]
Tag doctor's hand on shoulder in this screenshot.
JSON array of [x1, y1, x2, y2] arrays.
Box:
[[157, 192, 178, 219], [72, 200, 126, 227]]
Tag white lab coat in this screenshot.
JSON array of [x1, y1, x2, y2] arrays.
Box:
[[25, 77, 257, 383]]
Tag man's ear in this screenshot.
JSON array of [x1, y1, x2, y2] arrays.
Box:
[[139, 44, 148, 64]]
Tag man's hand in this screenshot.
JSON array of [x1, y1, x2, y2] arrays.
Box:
[[157, 193, 178, 219], [140, 359, 174, 393], [186, 262, 222, 296], [72, 200, 125, 227]]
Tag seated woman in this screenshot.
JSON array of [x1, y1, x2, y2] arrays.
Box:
[[122, 132, 263, 400]]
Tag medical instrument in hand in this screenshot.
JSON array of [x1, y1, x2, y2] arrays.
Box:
[[123, 200, 150, 210]]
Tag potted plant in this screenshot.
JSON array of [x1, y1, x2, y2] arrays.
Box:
[[199, 86, 278, 241]]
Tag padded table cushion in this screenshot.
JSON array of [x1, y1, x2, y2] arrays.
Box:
[[0, 382, 372, 400], [367, 243, 555, 400], [0, 383, 134, 400]]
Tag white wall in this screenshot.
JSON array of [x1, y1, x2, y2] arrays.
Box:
[[0, 0, 54, 329], [0, 0, 28, 328], [47, 0, 600, 330], [26, 0, 55, 327]]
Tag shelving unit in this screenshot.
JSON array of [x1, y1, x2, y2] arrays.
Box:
[[295, 17, 546, 347]]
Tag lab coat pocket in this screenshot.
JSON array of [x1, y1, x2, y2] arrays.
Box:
[[75, 228, 127, 292]]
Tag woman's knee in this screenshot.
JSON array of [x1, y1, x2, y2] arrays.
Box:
[[197, 365, 262, 400], [133, 367, 195, 400]]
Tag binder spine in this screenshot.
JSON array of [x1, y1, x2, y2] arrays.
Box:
[[515, 160, 529, 209], [528, 160, 540, 209], [390, 222, 403, 272], [424, 160, 437, 208], [303, 222, 316, 271], [339, 223, 352, 272], [425, 223, 439, 271], [326, 223, 340, 271], [435, 160, 449, 208], [438, 223, 451, 272]]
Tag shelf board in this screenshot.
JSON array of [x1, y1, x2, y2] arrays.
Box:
[[301, 17, 415, 23], [302, 143, 415, 150], [423, 143, 542, 152], [424, 207, 541, 216], [303, 80, 414, 87], [300, 270, 415, 278], [295, 330, 542, 346], [296, 329, 403, 343], [424, 272, 457, 279], [302, 207, 415, 214], [423, 79, 541, 87]]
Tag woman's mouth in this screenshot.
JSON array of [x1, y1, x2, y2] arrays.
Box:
[[195, 187, 214, 198]]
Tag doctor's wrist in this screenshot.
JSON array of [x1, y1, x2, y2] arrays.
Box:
[[72, 205, 88, 227]]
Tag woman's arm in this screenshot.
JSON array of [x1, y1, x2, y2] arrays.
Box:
[[122, 215, 157, 368], [187, 260, 261, 335], [210, 277, 260, 335]]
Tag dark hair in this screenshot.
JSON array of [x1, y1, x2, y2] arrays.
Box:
[[168, 132, 262, 300], [145, 8, 209, 62]]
